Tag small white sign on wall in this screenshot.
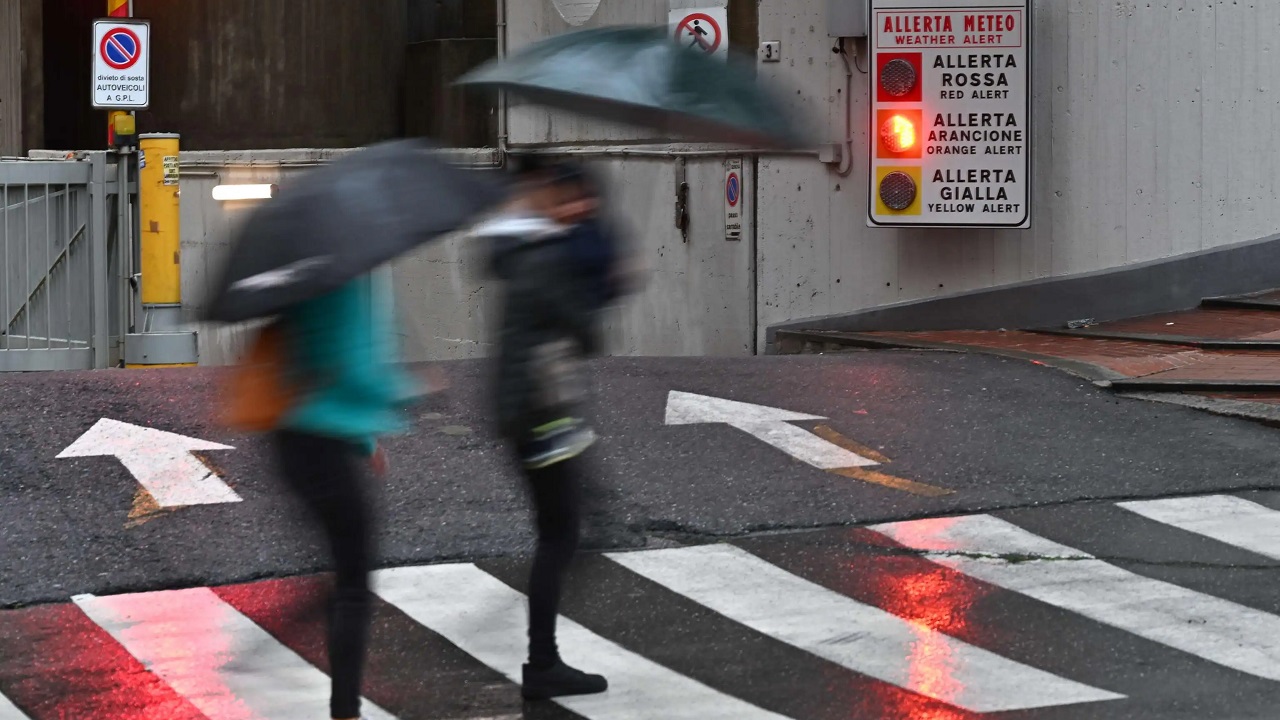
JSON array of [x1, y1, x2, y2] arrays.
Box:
[[669, 7, 729, 61], [725, 157, 743, 240], [552, 0, 602, 26]]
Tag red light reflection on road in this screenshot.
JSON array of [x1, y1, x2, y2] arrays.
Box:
[[847, 524, 992, 720], [0, 604, 204, 718], [90, 589, 258, 720]]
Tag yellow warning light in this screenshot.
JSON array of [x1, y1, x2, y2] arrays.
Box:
[[112, 113, 136, 137], [880, 115, 917, 153]]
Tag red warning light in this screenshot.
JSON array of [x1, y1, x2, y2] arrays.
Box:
[[876, 52, 923, 103], [876, 109, 923, 159]]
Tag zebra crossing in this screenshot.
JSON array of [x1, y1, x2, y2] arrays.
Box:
[[1, 491, 1279, 719], [0, 691, 26, 720]]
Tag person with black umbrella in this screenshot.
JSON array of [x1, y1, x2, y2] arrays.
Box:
[[206, 140, 510, 719], [474, 156, 636, 701]]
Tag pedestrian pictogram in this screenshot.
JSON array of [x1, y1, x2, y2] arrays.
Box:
[[676, 13, 721, 53], [100, 27, 140, 70], [669, 8, 729, 60]]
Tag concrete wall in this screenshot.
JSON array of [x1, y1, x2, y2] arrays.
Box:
[[504, 0, 1280, 351], [173, 149, 480, 366], [173, 146, 755, 365], [149, 0, 1280, 365], [757, 0, 1280, 341]]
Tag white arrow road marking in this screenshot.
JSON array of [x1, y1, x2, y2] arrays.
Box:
[[57, 418, 241, 507], [665, 391, 878, 470]]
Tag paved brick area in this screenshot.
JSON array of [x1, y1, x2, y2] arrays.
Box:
[[868, 324, 1280, 386], [1085, 308, 1280, 340], [1135, 353, 1280, 382], [866, 330, 1215, 379], [799, 290, 1280, 392]]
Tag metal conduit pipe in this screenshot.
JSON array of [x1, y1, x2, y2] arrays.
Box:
[[496, 0, 509, 162]]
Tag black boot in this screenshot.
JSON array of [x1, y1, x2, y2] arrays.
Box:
[[521, 660, 609, 701]]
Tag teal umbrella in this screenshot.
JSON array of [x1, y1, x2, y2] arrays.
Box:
[[456, 25, 810, 149]]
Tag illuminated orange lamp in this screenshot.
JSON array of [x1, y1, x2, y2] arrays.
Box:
[[880, 114, 917, 153]]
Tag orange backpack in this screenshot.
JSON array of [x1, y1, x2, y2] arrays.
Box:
[[217, 321, 297, 433]]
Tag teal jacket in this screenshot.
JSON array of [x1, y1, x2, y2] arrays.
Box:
[[277, 273, 420, 454]]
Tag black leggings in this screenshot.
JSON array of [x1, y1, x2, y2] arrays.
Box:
[[523, 456, 584, 667], [273, 430, 373, 719]]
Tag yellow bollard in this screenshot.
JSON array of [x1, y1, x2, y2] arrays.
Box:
[[138, 133, 181, 306], [127, 133, 197, 368]]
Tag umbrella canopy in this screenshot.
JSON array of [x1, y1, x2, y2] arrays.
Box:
[[456, 25, 810, 149], [202, 139, 510, 324]]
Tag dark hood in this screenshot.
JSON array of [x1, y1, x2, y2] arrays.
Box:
[[472, 213, 570, 281]]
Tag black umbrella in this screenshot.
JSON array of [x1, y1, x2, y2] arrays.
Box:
[[202, 139, 510, 324], [456, 25, 811, 149]]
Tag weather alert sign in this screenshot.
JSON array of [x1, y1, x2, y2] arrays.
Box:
[[92, 19, 151, 109], [868, 1, 1030, 229]]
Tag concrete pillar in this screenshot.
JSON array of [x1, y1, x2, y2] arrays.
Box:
[[0, 0, 42, 156]]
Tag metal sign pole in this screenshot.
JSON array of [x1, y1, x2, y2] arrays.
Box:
[[105, 0, 133, 146], [116, 148, 131, 357]]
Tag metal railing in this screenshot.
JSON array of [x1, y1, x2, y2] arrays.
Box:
[[0, 155, 112, 371]]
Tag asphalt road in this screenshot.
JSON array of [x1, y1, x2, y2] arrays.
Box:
[[2, 351, 1279, 607], [3, 351, 1280, 718]]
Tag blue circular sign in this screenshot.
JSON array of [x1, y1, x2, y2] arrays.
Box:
[[726, 173, 741, 207]]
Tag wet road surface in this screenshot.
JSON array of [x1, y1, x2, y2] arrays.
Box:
[[2, 353, 1279, 717]]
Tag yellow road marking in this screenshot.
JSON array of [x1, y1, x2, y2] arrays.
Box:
[[125, 487, 172, 528], [830, 467, 955, 497], [812, 425, 892, 464], [813, 424, 953, 496]]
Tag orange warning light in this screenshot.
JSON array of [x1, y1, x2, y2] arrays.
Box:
[[876, 109, 923, 159], [881, 115, 917, 153]]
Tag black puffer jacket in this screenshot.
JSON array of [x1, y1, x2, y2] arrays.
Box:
[[481, 214, 602, 444]]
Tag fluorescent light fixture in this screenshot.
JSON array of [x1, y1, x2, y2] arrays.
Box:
[[212, 184, 275, 201]]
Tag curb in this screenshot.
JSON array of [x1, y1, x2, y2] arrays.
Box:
[[1200, 297, 1280, 311], [1108, 378, 1280, 392], [772, 329, 1127, 384], [775, 328, 1280, 428], [1117, 392, 1280, 428]]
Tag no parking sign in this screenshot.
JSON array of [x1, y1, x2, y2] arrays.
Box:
[[92, 19, 151, 108], [725, 157, 743, 240]]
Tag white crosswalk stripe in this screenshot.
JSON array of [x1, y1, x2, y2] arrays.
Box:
[[0, 691, 29, 720], [1117, 494, 1280, 560], [869, 512, 1280, 682], [73, 588, 397, 720], [5, 492, 1273, 719], [607, 543, 1123, 713], [373, 562, 792, 720]]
